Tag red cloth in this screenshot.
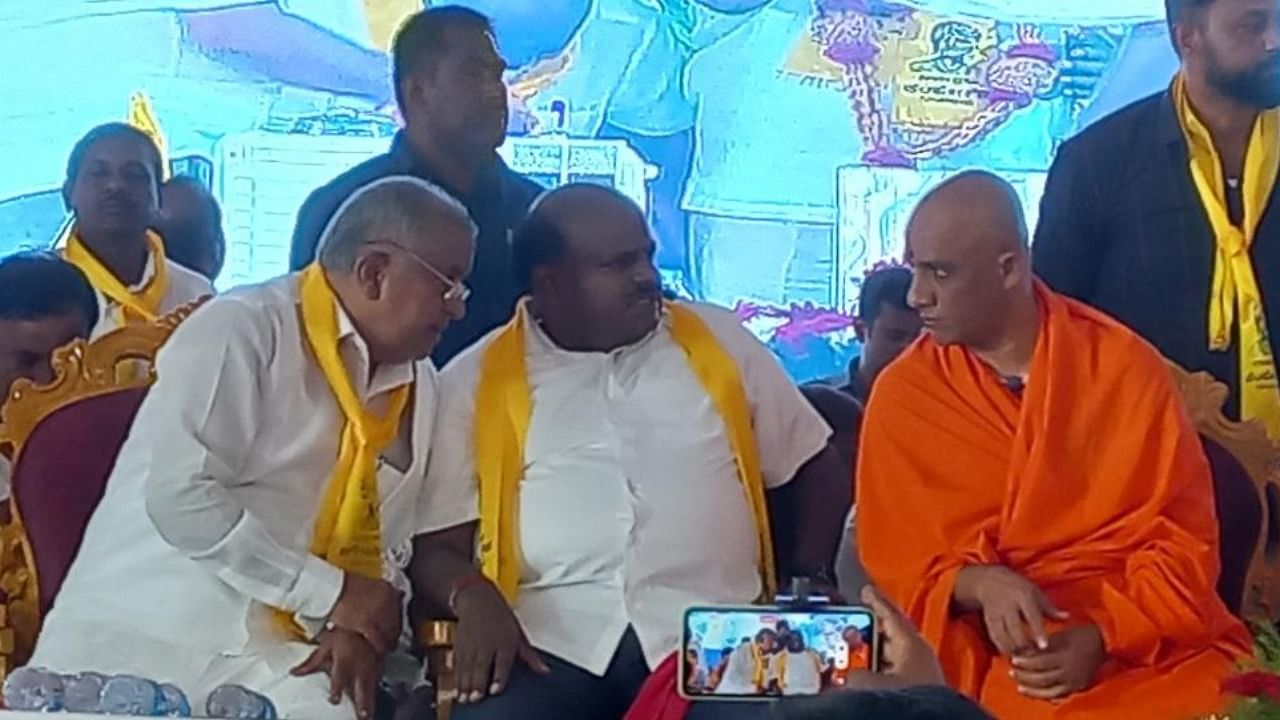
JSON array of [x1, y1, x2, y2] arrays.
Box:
[[623, 653, 690, 720]]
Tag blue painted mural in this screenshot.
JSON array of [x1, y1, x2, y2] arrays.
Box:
[[0, 0, 1177, 380]]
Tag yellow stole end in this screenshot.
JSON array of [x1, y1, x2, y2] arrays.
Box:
[[1173, 74, 1280, 438], [473, 300, 777, 603], [275, 265, 411, 635], [64, 229, 170, 326]]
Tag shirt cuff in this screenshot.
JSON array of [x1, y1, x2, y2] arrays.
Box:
[[286, 554, 345, 621]]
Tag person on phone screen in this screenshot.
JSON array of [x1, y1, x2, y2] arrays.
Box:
[[832, 625, 872, 685], [777, 634, 824, 697], [857, 171, 1250, 719], [713, 638, 759, 695], [411, 183, 850, 720], [26, 176, 478, 720]]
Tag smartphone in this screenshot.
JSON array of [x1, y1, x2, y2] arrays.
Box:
[[678, 604, 879, 701]]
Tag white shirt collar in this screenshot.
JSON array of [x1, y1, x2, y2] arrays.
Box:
[[124, 251, 158, 293], [332, 294, 416, 399]]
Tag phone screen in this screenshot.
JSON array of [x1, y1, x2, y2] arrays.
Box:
[[679, 605, 878, 701]]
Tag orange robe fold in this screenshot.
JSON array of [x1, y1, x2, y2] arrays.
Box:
[[856, 283, 1251, 720]]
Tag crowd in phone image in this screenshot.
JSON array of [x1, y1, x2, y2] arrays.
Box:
[[683, 613, 873, 698]]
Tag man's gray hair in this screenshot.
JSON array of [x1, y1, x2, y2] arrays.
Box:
[[315, 175, 476, 272]]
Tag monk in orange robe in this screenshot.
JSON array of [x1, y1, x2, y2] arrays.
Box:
[[856, 170, 1252, 719]]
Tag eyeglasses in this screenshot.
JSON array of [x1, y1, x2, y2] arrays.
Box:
[[373, 240, 470, 303]]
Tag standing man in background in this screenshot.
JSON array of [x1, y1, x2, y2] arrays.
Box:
[[291, 7, 542, 365], [61, 124, 213, 339], [156, 176, 226, 285], [1034, 0, 1280, 435]]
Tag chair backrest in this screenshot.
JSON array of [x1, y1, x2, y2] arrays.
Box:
[[12, 387, 149, 616], [1168, 362, 1280, 622]]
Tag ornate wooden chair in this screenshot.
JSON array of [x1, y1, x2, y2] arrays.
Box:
[[0, 300, 205, 675], [1168, 362, 1280, 621]]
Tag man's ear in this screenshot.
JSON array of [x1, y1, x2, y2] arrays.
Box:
[[352, 249, 393, 302], [1172, 20, 1198, 60], [854, 319, 868, 344], [61, 180, 73, 212], [998, 252, 1024, 289]]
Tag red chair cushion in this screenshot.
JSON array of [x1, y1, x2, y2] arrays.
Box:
[[10, 387, 149, 616]]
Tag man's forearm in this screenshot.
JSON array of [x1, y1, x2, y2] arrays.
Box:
[[785, 446, 851, 580], [409, 522, 481, 619]]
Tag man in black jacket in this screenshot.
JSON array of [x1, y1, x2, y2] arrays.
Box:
[[1033, 0, 1280, 427], [290, 7, 541, 365]]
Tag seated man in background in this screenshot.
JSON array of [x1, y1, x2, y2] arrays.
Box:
[[0, 251, 98, 505], [155, 175, 225, 284], [60, 124, 212, 338], [829, 262, 921, 405], [857, 171, 1251, 719], [27, 176, 478, 720], [808, 261, 921, 600], [412, 184, 849, 720]]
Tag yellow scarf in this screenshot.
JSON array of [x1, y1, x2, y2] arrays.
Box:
[[473, 300, 777, 603], [275, 265, 411, 634], [751, 642, 767, 688], [1173, 74, 1280, 437], [64, 229, 170, 326]]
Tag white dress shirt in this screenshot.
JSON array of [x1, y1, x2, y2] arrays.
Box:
[[32, 274, 470, 680], [430, 302, 831, 675], [86, 254, 214, 340]]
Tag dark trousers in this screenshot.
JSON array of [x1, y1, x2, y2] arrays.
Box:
[[451, 628, 770, 720]]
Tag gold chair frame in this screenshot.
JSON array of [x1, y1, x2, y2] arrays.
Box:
[[1168, 362, 1280, 622]]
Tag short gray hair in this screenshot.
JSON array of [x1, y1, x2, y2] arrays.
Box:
[[315, 175, 476, 272]]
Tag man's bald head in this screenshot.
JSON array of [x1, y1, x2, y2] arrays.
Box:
[[910, 170, 1028, 258], [512, 183, 661, 352], [904, 170, 1035, 350], [513, 184, 646, 287]]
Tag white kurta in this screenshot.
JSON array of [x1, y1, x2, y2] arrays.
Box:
[[86, 255, 213, 340], [780, 650, 823, 696], [429, 302, 832, 675], [713, 644, 759, 695], [29, 274, 467, 719]]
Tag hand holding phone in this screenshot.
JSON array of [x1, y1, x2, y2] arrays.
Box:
[[842, 586, 945, 691]]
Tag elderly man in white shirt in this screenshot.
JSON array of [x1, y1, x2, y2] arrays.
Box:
[[57, 123, 213, 339], [27, 175, 478, 720], [411, 184, 850, 720]]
